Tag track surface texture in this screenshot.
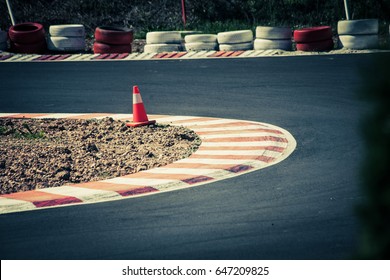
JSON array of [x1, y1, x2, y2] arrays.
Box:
[[0, 53, 387, 259]]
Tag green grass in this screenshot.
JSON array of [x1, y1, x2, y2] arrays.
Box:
[[0, 124, 45, 140]]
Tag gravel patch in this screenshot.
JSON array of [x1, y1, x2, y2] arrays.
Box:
[[0, 118, 201, 194]]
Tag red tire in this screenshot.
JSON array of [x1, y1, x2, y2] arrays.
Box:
[[10, 40, 47, 54], [9, 22, 45, 44], [94, 26, 133, 45], [93, 42, 132, 54], [293, 26, 332, 43], [296, 39, 334, 52]]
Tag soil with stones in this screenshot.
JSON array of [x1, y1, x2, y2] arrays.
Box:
[[0, 118, 201, 194]]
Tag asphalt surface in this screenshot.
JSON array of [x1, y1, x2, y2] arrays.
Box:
[[0, 53, 387, 259]]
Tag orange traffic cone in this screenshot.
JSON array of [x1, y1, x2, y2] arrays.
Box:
[[126, 85, 156, 127]]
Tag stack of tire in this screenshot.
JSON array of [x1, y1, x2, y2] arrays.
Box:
[[254, 26, 292, 50], [184, 34, 218, 51], [293, 26, 333, 52], [47, 24, 86, 52], [338, 19, 379, 49], [144, 31, 182, 53], [8, 22, 46, 54], [0, 29, 7, 51], [93, 26, 133, 54], [217, 30, 253, 51]]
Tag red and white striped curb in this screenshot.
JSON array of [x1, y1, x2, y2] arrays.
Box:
[[0, 113, 296, 214], [1, 49, 384, 62]]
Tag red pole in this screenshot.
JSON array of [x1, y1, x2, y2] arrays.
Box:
[[181, 0, 186, 28]]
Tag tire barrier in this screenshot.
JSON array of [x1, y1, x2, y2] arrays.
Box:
[[184, 34, 218, 51], [0, 29, 7, 51], [144, 31, 182, 53], [8, 22, 46, 54], [48, 24, 86, 52], [338, 19, 379, 49], [93, 26, 133, 54], [144, 43, 182, 53], [294, 26, 333, 52], [93, 42, 133, 54], [254, 26, 292, 50], [218, 42, 253, 51], [49, 24, 86, 37], [217, 30, 253, 51]]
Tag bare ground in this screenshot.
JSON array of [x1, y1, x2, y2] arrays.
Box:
[[0, 118, 201, 194]]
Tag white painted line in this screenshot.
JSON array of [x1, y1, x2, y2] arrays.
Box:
[[183, 51, 199, 58], [17, 55, 34, 61], [177, 158, 252, 165], [191, 51, 209, 58], [102, 177, 186, 191], [239, 50, 256, 57], [4, 54, 24, 61], [195, 150, 277, 156], [246, 50, 267, 57], [200, 132, 286, 139], [137, 52, 157, 60], [23, 55, 42, 61], [39, 186, 120, 202], [144, 167, 227, 176], [36, 113, 85, 119], [262, 150, 285, 158], [79, 54, 98, 60], [0, 198, 36, 214], [102, 177, 181, 186], [193, 125, 269, 132], [204, 51, 217, 57], [123, 53, 140, 60], [262, 50, 277, 56], [201, 141, 288, 147], [64, 54, 84, 61]]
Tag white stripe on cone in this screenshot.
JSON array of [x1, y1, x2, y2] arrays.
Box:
[[133, 93, 143, 105]]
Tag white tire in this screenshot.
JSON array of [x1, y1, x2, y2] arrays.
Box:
[[184, 42, 218, 51], [338, 34, 379, 49], [146, 31, 182, 44], [47, 36, 86, 52], [217, 30, 253, 44], [49, 24, 85, 37], [337, 19, 378, 35], [255, 26, 292, 39], [144, 43, 182, 53], [0, 42, 7, 51], [219, 42, 253, 51], [254, 38, 292, 50], [184, 34, 217, 43], [0, 30, 7, 43]]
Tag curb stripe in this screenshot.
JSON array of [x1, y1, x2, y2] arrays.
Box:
[[201, 132, 285, 139], [200, 141, 287, 147], [1, 50, 389, 63], [0, 113, 296, 214], [195, 149, 280, 155], [198, 146, 285, 152], [203, 136, 288, 142], [196, 127, 283, 135], [190, 154, 276, 162]]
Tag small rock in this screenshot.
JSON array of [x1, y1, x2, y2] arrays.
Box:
[[56, 170, 70, 180], [86, 143, 99, 152]]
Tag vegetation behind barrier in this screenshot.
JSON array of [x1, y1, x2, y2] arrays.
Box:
[[0, 0, 389, 40]]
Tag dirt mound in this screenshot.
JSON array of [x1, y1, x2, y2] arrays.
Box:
[[0, 118, 200, 194]]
